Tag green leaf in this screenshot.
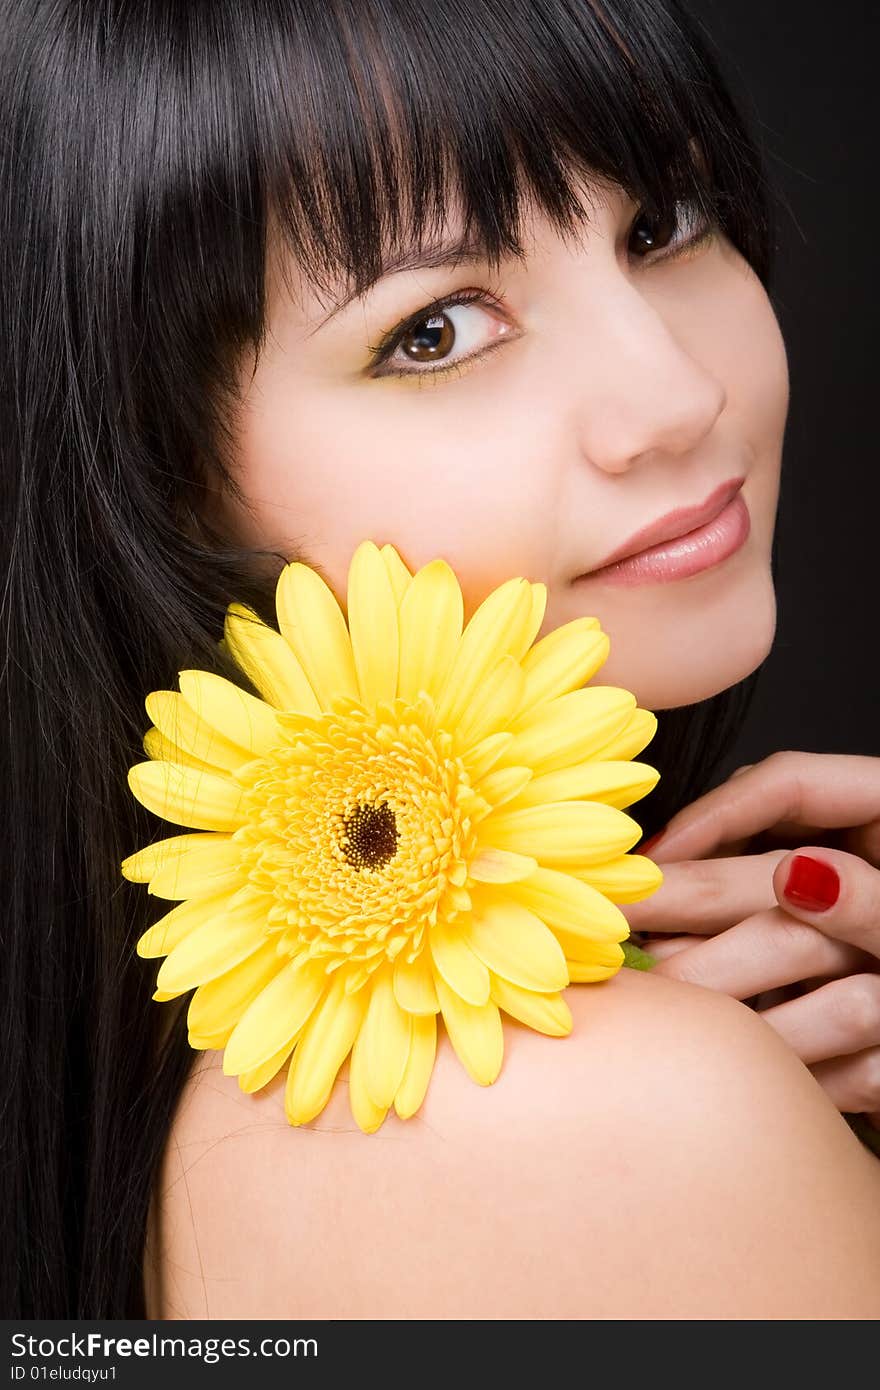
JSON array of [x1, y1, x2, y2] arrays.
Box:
[[621, 940, 657, 971]]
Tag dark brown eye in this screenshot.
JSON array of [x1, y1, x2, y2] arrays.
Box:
[[371, 291, 515, 381], [629, 199, 708, 259], [399, 313, 456, 362]]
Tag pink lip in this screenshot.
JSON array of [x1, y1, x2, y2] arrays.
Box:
[[579, 489, 751, 587], [591, 477, 746, 570]]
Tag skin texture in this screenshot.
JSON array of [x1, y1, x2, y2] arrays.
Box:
[[146, 972, 880, 1319], [625, 752, 880, 1124], [210, 181, 788, 710], [145, 185, 880, 1318]]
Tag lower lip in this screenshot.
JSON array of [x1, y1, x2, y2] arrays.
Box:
[[578, 492, 751, 588]]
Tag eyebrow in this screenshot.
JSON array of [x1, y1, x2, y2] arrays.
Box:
[[310, 231, 516, 331]]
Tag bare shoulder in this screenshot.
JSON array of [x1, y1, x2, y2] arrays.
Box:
[[147, 969, 880, 1320]]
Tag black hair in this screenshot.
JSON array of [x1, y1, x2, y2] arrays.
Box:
[[1, 0, 778, 1316]]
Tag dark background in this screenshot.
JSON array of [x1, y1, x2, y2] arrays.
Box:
[[686, 0, 878, 776]]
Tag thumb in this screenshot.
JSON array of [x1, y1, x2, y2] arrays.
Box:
[[773, 847, 880, 959]]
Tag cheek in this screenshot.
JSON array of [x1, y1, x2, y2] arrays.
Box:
[[705, 269, 789, 532], [232, 374, 559, 614]]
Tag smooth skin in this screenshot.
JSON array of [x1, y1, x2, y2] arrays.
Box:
[[210, 179, 785, 712], [148, 181, 880, 1318], [146, 972, 880, 1319], [628, 752, 880, 1126]]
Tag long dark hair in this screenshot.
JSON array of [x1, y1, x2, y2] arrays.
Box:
[[1, 0, 778, 1317]]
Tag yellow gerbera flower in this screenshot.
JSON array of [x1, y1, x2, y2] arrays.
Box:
[[122, 540, 663, 1133]]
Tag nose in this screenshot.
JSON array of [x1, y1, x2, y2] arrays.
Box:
[[571, 283, 727, 475]]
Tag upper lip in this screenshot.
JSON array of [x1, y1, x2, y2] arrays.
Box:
[[587, 476, 746, 572]]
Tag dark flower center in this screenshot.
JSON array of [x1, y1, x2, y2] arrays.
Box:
[[339, 799, 399, 870]]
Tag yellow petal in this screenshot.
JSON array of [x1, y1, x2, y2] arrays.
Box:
[[560, 939, 627, 969], [178, 670, 284, 756], [567, 947, 624, 982], [501, 865, 632, 942], [514, 619, 608, 720], [155, 888, 271, 994], [453, 655, 525, 750], [186, 938, 283, 1037], [464, 897, 569, 992], [591, 708, 658, 761], [349, 1022, 389, 1133], [489, 974, 573, 1036], [274, 560, 360, 709], [394, 1013, 437, 1118], [499, 686, 636, 775], [188, 1028, 234, 1050], [361, 965, 412, 1108], [392, 952, 439, 1014], [571, 853, 664, 903], [144, 835, 243, 900], [127, 761, 248, 832], [136, 883, 236, 958], [285, 972, 370, 1125], [481, 799, 640, 866], [347, 540, 399, 706], [468, 847, 538, 883], [519, 583, 549, 661], [471, 765, 533, 812], [434, 577, 534, 729], [397, 558, 463, 705], [462, 731, 515, 783], [122, 832, 224, 883], [223, 955, 329, 1075], [143, 727, 215, 772], [380, 542, 414, 608], [225, 602, 322, 713], [238, 1039, 299, 1094], [508, 759, 660, 810], [145, 690, 251, 774], [151, 862, 245, 903], [429, 919, 490, 1006], [435, 974, 503, 1086]]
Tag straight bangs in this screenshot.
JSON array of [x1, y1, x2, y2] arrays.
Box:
[[1, 0, 777, 1316], [250, 0, 775, 313], [52, 0, 774, 512]]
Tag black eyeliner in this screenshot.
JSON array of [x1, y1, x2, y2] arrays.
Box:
[[365, 204, 715, 379], [365, 288, 498, 369]]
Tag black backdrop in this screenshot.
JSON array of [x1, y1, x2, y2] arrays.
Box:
[[685, 0, 878, 775]]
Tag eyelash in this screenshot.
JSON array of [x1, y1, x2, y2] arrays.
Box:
[[367, 201, 716, 384]]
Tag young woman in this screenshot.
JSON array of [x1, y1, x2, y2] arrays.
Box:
[[3, 0, 879, 1319]]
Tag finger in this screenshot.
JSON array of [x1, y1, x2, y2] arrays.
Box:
[[639, 935, 697, 960], [757, 973, 880, 1065], [774, 846, 880, 960], [650, 907, 868, 999], [622, 849, 787, 936], [642, 752, 880, 863], [809, 1047, 880, 1114]]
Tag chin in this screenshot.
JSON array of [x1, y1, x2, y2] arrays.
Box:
[[595, 571, 777, 711]]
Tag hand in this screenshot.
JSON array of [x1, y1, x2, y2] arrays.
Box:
[[624, 752, 880, 1128]]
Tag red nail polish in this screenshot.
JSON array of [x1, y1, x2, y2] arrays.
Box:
[[639, 829, 666, 855], [783, 854, 840, 912]]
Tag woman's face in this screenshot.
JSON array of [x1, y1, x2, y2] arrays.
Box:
[[218, 178, 788, 710]]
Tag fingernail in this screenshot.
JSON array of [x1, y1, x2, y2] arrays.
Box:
[[639, 828, 667, 855], [783, 854, 840, 912]]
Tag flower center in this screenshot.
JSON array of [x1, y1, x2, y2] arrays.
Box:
[[231, 691, 489, 990], [339, 799, 399, 870]]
